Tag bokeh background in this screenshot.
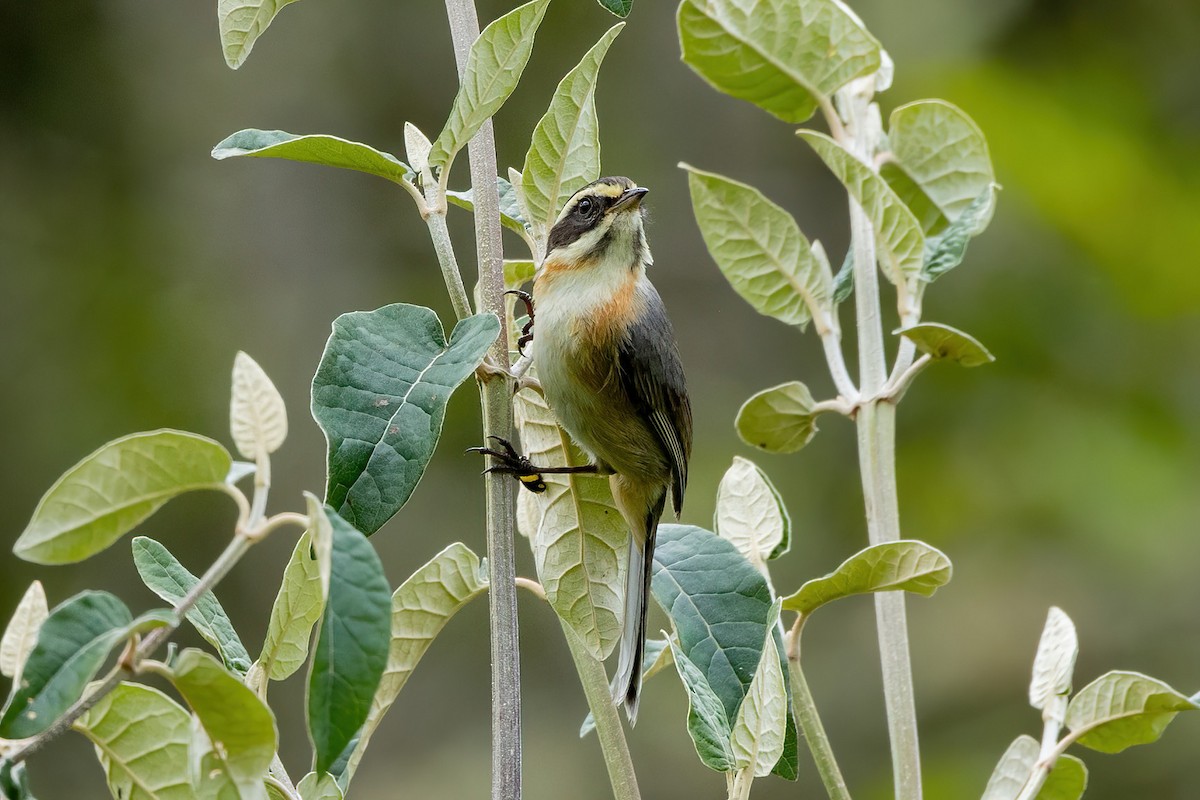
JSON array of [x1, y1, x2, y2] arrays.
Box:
[[3, 0, 1199, 797]]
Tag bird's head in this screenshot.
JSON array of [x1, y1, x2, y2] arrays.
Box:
[[543, 176, 650, 270]]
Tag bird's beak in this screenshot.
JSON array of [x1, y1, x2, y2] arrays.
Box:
[[611, 186, 649, 212]]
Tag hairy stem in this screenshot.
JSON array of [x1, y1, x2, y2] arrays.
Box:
[[425, 207, 474, 322], [442, 3, 522, 799], [561, 622, 641, 800], [785, 620, 852, 800]]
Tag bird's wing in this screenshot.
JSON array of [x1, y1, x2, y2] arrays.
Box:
[[616, 286, 693, 516]]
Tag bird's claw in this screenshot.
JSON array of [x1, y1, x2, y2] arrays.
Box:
[[467, 436, 547, 493], [506, 290, 535, 355]]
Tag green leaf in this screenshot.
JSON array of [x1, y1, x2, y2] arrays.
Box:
[[428, 0, 552, 172], [311, 304, 499, 534], [169, 649, 276, 800], [504, 259, 537, 288], [735, 381, 820, 454], [832, 247, 854, 304], [212, 130, 414, 187], [652, 525, 798, 780], [0, 591, 132, 738], [921, 183, 998, 282], [782, 540, 951, 615], [307, 509, 391, 777], [1, 582, 48, 685], [217, 0, 298, 70], [0, 759, 34, 800], [714, 457, 790, 575], [668, 639, 734, 772], [683, 165, 831, 330], [297, 773, 342, 800], [259, 531, 325, 681], [513, 386, 627, 661], [897, 322, 994, 367], [1029, 607, 1077, 714], [521, 24, 623, 240], [1064, 670, 1198, 754], [883, 100, 995, 233], [14, 431, 231, 565], [730, 602, 787, 777], [341, 543, 487, 786], [798, 130, 926, 302], [446, 175, 531, 238], [73, 682, 193, 800], [403, 122, 433, 180], [981, 735, 1088, 800], [596, 0, 633, 17], [677, 0, 881, 124], [230, 352, 288, 460], [132, 537, 251, 674]]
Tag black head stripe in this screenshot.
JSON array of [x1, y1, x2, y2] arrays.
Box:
[[547, 176, 639, 255]]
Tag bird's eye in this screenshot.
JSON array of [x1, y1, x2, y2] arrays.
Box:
[[576, 197, 594, 215]]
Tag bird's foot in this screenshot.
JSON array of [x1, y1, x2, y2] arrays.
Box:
[[506, 290, 535, 355], [467, 436, 547, 493]]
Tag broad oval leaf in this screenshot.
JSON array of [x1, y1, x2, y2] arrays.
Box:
[[259, 531, 325, 681], [74, 682, 193, 800], [1029, 607, 1078, 713], [897, 322, 994, 367], [311, 304, 499, 534], [217, 0, 298, 70], [677, 0, 881, 124], [521, 24, 624, 240], [0, 581, 48, 684], [798, 130, 925, 300], [403, 122, 433, 179], [514, 386, 627, 661], [212, 130, 414, 187], [342, 542, 487, 786], [735, 381, 819, 454], [782, 540, 951, 615], [307, 508, 391, 776], [683, 165, 831, 330], [0, 591, 132, 738], [981, 734, 1088, 800], [730, 603, 788, 777], [596, 0, 633, 17], [230, 352, 288, 460], [169, 649, 276, 800], [446, 175, 531, 239], [883, 100, 995, 233], [715, 457, 790, 575], [653, 525, 798, 780], [428, 0, 552, 172], [132, 536, 251, 674], [15, 430, 231, 565], [1064, 670, 1197, 754], [668, 639, 735, 772]]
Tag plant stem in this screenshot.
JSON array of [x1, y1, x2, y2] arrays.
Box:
[[729, 767, 755, 800], [425, 207, 474, 322], [442, 3, 522, 799], [785, 620, 852, 800], [561, 622, 641, 800], [1014, 698, 1068, 800], [841, 79, 922, 800]]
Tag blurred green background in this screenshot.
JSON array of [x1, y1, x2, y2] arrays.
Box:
[[2, 0, 1199, 797]]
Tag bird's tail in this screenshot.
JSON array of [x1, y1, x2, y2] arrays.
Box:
[[611, 491, 667, 724]]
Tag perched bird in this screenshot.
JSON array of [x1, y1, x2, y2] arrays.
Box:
[[475, 176, 692, 723]]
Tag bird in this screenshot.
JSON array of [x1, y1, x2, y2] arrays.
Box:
[[472, 176, 692, 723]]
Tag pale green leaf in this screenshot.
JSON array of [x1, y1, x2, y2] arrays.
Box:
[[521, 24, 623, 239], [668, 639, 734, 772], [212, 130, 414, 187], [730, 602, 787, 777], [714, 458, 790, 576], [1029, 607, 1078, 713], [217, 0, 298, 70], [446, 175, 531, 239], [311, 304, 499, 534], [782, 540, 951, 615], [677, 0, 881, 124], [735, 381, 820, 454], [1039, 755, 1088, 800], [897, 322, 994, 367], [1065, 671, 1197, 753], [981, 735, 1088, 800], [14, 431, 231, 565], [513, 386, 627, 661], [342, 543, 487, 786], [798, 130, 925, 298], [230, 352, 287, 460], [132, 537, 251, 674], [922, 183, 998, 282], [305, 492, 333, 600], [504, 259, 537, 288], [0, 582, 48, 684], [297, 772, 342, 800], [74, 682, 193, 800], [683, 165, 831, 330], [169, 649, 276, 800], [428, 0, 552, 172], [259, 531, 324, 681], [403, 122, 432, 180]]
